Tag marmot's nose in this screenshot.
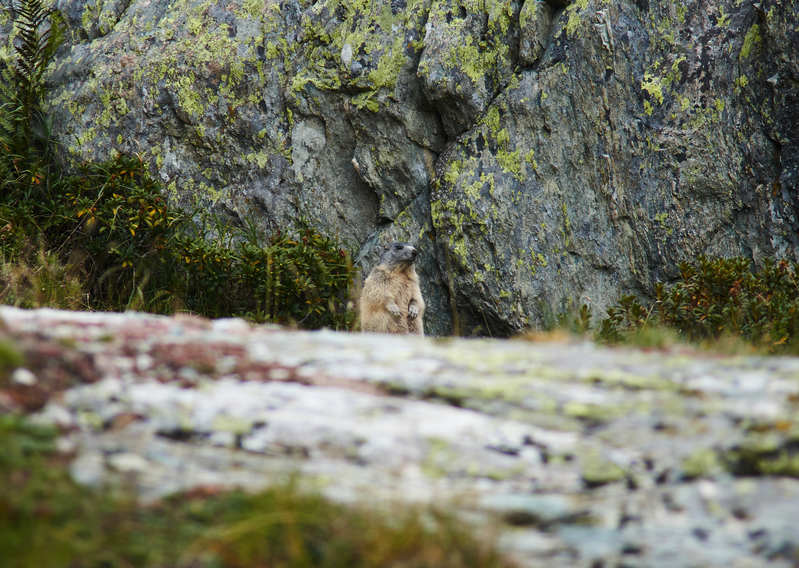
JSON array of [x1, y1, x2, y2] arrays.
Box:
[[408, 246, 418, 258]]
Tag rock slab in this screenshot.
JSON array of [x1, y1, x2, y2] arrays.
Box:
[[2, 307, 799, 567]]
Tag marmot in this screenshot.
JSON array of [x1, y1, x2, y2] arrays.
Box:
[[360, 242, 425, 335]]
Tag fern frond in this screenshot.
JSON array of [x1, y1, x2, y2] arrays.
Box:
[[1, 0, 63, 147], [0, 0, 64, 191]]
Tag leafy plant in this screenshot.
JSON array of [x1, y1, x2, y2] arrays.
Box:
[[6, 0, 63, 136], [176, 222, 356, 329], [55, 155, 357, 327], [0, 0, 65, 239], [60, 155, 186, 312], [597, 256, 799, 354]]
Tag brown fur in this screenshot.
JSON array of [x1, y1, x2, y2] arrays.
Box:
[[359, 243, 425, 335]]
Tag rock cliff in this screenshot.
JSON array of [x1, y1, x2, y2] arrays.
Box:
[[1, 0, 797, 335], [3, 307, 799, 567]]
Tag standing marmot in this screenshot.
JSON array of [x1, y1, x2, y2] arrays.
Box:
[[360, 242, 425, 335]]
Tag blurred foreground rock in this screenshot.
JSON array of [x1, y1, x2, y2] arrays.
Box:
[[2, 307, 799, 567]]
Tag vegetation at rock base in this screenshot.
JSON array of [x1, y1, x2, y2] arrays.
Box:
[[595, 256, 799, 355], [0, 415, 513, 568], [0, 0, 356, 329]]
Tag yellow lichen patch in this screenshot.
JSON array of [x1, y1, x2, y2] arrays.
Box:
[[291, 0, 427, 111], [739, 23, 761, 60], [641, 72, 664, 106], [564, 0, 591, 37]]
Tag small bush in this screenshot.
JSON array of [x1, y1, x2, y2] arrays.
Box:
[[1, 153, 358, 328], [0, 0, 64, 222], [178, 225, 356, 328], [597, 256, 799, 354]]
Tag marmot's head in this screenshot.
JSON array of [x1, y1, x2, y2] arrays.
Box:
[[379, 242, 418, 268]]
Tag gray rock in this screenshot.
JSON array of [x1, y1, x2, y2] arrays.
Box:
[[2, 0, 798, 337], [4, 306, 799, 566], [417, 0, 522, 137], [11, 368, 36, 386], [108, 451, 151, 474], [432, 0, 799, 334], [31, 402, 75, 428], [519, 0, 553, 66], [70, 451, 106, 487]]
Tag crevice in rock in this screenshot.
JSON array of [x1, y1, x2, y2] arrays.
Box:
[[542, 0, 571, 8], [157, 428, 201, 442], [771, 138, 799, 249]]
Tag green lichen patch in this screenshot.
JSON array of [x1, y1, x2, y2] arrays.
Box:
[[579, 448, 627, 488], [738, 23, 762, 60], [425, 0, 516, 79], [431, 153, 493, 264], [724, 441, 799, 478], [292, 0, 429, 111], [681, 448, 725, 480], [416, 0, 520, 127], [564, 0, 591, 38], [562, 401, 620, 425], [714, 416, 799, 478], [422, 436, 459, 478], [641, 71, 664, 111], [49, 0, 297, 197], [577, 368, 677, 392], [475, 103, 535, 182]]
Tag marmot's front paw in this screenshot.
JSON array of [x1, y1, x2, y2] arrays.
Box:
[[387, 303, 402, 318], [408, 305, 419, 319]]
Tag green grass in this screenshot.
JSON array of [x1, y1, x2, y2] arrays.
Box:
[[521, 256, 799, 356], [0, 415, 513, 568]]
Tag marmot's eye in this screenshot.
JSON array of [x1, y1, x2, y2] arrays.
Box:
[[394, 244, 403, 250]]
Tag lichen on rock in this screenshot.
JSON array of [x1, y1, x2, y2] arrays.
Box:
[[5, 306, 799, 567], [3, 0, 797, 336]]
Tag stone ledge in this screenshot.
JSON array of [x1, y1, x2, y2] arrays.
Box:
[[2, 306, 799, 567]]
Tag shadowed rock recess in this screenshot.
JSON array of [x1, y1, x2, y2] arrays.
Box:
[[2, 0, 796, 335], [3, 307, 799, 567]]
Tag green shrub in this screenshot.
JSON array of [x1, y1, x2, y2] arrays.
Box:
[[0, 150, 357, 327], [178, 225, 357, 329], [597, 256, 799, 354], [0, 0, 64, 221], [59, 155, 186, 312], [21, 152, 357, 328]]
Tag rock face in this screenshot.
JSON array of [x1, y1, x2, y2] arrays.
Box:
[[432, 0, 799, 334], [2, 0, 798, 335], [4, 307, 799, 567]]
